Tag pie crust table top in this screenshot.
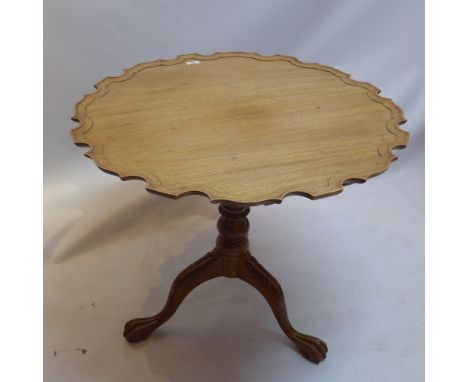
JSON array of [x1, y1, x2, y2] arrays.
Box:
[[72, 52, 408, 205]]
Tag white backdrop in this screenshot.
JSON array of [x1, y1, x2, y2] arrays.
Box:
[[44, 1, 424, 381]]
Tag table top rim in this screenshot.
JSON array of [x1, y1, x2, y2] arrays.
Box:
[[71, 51, 409, 206]]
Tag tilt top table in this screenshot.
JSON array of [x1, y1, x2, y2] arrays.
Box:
[[71, 52, 408, 364]]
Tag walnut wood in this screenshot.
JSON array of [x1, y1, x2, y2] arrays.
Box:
[[123, 203, 328, 363], [71, 52, 408, 205]]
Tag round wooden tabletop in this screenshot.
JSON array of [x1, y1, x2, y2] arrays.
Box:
[[72, 52, 408, 205]]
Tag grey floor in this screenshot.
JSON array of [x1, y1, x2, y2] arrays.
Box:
[[44, 144, 424, 381]]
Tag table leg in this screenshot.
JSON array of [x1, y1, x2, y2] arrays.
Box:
[[123, 203, 328, 363], [238, 253, 327, 363], [123, 251, 223, 342]]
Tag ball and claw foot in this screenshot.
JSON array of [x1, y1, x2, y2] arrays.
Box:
[[291, 332, 328, 363], [123, 316, 161, 343]]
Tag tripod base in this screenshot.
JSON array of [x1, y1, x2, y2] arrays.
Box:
[[123, 203, 327, 363]]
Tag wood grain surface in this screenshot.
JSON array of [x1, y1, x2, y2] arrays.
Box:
[[71, 52, 408, 205]]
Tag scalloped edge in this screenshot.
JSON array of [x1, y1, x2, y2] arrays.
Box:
[[71, 52, 409, 206]]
